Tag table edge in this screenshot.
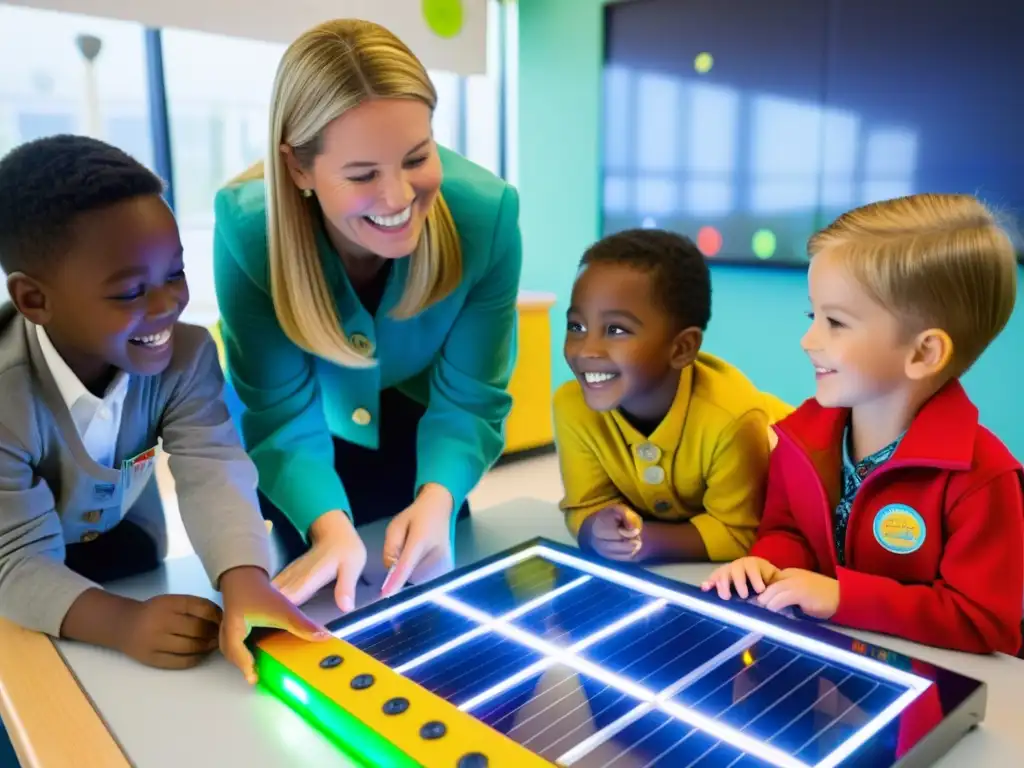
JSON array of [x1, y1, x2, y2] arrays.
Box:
[[0, 617, 130, 767]]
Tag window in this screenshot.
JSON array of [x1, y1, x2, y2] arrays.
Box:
[[0, 4, 152, 298], [0, 5, 152, 161], [161, 28, 286, 323]]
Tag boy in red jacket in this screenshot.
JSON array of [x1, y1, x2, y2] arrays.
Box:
[[702, 193, 1024, 655]]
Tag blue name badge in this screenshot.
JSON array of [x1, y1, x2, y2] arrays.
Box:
[[873, 503, 926, 554]]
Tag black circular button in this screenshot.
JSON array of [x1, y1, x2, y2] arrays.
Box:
[[382, 697, 409, 715], [350, 673, 375, 690], [319, 654, 343, 669], [457, 753, 488, 768], [420, 721, 447, 740]]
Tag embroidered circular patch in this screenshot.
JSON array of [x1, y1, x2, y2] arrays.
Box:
[[873, 504, 926, 554]]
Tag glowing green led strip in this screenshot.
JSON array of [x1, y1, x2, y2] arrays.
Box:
[[255, 651, 422, 768]]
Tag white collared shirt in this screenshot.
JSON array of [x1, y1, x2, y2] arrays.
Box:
[[35, 326, 130, 469]]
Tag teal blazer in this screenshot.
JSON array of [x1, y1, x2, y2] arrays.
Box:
[[213, 147, 522, 539]]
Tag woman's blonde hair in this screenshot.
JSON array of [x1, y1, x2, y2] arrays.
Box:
[[808, 193, 1018, 376], [231, 19, 462, 368]]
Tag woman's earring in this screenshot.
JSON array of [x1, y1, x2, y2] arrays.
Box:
[[301, 188, 313, 198]]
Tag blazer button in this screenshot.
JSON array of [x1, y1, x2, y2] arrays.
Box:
[[352, 408, 372, 426], [643, 465, 666, 485], [82, 510, 102, 524], [349, 333, 374, 356], [80, 531, 100, 543], [636, 442, 661, 463]]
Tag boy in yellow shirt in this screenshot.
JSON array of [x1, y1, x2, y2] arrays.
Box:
[[554, 229, 791, 563]]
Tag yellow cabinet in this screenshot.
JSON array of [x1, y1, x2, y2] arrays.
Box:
[[504, 291, 556, 454]]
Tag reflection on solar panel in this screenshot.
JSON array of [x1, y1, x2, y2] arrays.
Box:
[[252, 539, 987, 768]]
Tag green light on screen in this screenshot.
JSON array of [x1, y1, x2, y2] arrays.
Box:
[[256, 652, 420, 768], [694, 52, 714, 73], [752, 229, 777, 259]]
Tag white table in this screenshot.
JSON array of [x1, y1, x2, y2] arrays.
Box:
[[26, 499, 1024, 766]]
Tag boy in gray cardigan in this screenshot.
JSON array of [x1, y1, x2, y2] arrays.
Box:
[[0, 135, 328, 684]]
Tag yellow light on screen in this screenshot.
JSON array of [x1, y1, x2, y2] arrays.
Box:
[[694, 52, 714, 74]]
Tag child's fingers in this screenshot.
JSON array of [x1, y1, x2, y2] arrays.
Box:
[[219, 613, 257, 685], [595, 539, 638, 559], [756, 582, 798, 613], [618, 507, 643, 534], [725, 561, 750, 599], [744, 560, 768, 594], [700, 565, 727, 592], [593, 529, 627, 542]]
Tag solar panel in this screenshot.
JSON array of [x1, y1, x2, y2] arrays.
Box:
[[252, 539, 986, 768]]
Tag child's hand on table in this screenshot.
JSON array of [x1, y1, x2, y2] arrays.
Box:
[[701, 556, 780, 600], [582, 505, 644, 561], [117, 594, 223, 670], [220, 566, 331, 685], [754, 568, 839, 619]]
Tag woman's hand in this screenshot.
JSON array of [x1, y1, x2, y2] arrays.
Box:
[[272, 510, 367, 612], [380, 484, 455, 597]]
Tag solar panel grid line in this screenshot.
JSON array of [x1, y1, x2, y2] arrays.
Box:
[[510, 671, 640, 759], [511, 673, 607, 747], [792, 680, 878, 758], [765, 671, 854, 747], [453, 599, 670, 713], [656, 698, 807, 768], [353, 606, 462, 665], [459, 657, 558, 713], [556, 704, 653, 766], [394, 575, 593, 674], [813, 687, 926, 768], [534, 546, 932, 693], [435, 592, 809, 768], [689, 657, 830, 759], [433, 592, 658, 698], [629, 718, 711, 768], [557, 631, 763, 766], [418, 633, 534, 701], [564, 599, 670, 652], [333, 545, 547, 640]]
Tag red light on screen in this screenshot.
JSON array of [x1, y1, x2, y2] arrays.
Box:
[[697, 226, 722, 256]]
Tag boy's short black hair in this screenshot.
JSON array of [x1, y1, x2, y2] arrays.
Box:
[[580, 228, 712, 330], [0, 134, 165, 275]]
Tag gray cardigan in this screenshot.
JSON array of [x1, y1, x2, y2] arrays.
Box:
[[0, 304, 271, 636]]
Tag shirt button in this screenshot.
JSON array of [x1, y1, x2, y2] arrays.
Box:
[[97, 406, 111, 420], [80, 531, 100, 543], [643, 466, 666, 485], [82, 510, 102, 523], [636, 442, 661, 463], [352, 408, 372, 427], [349, 333, 373, 355]]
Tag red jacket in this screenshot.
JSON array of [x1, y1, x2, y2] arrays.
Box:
[[751, 380, 1024, 655]]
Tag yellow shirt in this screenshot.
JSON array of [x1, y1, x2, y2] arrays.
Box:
[[553, 352, 794, 561]]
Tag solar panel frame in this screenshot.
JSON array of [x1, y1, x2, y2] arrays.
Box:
[[260, 537, 986, 768]]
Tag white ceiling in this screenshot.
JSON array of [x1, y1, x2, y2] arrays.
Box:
[[5, 0, 489, 74]]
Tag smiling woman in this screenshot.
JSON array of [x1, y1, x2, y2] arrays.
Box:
[[212, 19, 523, 617]]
